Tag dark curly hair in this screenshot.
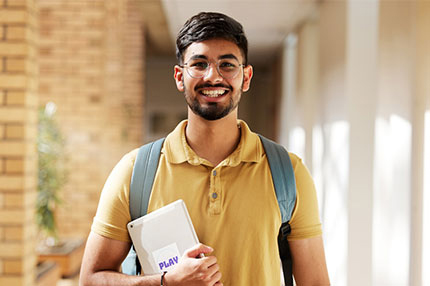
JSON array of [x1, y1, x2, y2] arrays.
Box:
[[176, 12, 248, 65]]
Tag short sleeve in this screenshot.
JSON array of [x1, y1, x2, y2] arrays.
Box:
[[90, 149, 138, 242], [288, 153, 322, 240]]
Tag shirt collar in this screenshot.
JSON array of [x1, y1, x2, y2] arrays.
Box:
[[163, 120, 263, 167]]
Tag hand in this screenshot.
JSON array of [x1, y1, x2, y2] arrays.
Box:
[[163, 243, 223, 286]]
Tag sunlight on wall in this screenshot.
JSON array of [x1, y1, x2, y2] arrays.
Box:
[[279, 34, 298, 148], [288, 126, 306, 161], [312, 124, 324, 214], [373, 115, 411, 285], [423, 110, 430, 286], [317, 121, 349, 286]]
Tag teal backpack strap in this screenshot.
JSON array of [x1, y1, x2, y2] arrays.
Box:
[[121, 138, 165, 275], [258, 135, 296, 222], [258, 135, 296, 286], [129, 138, 165, 221]]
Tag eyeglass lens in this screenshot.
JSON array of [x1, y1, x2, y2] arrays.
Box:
[[185, 59, 242, 79]]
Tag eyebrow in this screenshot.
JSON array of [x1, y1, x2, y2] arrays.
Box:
[[219, 54, 239, 61], [188, 53, 239, 61]]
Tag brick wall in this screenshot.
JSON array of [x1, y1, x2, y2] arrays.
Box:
[[37, 0, 145, 239], [0, 0, 39, 285]]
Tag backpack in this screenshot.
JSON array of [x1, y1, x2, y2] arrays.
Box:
[[121, 135, 296, 286]]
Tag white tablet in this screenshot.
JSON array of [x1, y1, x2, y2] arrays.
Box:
[[127, 199, 200, 275]]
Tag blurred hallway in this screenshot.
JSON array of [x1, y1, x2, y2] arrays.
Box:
[[0, 1, 429, 285]]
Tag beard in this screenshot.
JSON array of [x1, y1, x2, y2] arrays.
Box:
[[183, 82, 242, 121]]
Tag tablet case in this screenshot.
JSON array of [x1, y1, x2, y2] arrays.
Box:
[[127, 199, 199, 275]]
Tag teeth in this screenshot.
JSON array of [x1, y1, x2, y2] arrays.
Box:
[[201, 90, 226, 97]]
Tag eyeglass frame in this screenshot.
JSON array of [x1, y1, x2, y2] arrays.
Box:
[[180, 57, 246, 80]]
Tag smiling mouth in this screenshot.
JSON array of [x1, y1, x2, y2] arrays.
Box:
[[200, 89, 228, 98]]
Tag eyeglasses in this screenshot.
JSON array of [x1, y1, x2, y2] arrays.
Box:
[[182, 58, 245, 79]]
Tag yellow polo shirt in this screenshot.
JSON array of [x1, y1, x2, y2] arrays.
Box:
[[92, 120, 322, 285]]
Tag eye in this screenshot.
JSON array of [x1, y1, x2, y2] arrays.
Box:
[[219, 61, 237, 70], [190, 61, 209, 70]]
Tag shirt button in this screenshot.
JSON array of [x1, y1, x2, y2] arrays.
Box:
[[213, 170, 217, 176], [212, 192, 218, 199]]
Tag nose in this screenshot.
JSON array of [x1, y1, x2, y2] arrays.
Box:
[[203, 62, 223, 82]]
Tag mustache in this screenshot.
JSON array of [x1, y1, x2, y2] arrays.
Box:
[[194, 83, 232, 91]]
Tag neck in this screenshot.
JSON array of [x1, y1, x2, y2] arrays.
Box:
[[185, 109, 241, 166]]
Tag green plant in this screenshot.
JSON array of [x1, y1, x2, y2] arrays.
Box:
[[37, 102, 66, 244]]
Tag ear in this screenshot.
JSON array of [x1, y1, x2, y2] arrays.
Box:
[[241, 65, 253, 92], [174, 65, 185, 92]]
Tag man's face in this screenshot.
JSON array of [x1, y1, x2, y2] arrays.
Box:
[[174, 38, 253, 121]]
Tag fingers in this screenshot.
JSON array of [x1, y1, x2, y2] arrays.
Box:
[[201, 255, 217, 268], [179, 243, 223, 286], [210, 272, 223, 286], [207, 262, 222, 284], [184, 243, 214, 258], [206, 260, 219, 277], [195, 257, 221, 286]]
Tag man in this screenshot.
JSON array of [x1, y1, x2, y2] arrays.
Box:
[[80, 12, 330, 286]]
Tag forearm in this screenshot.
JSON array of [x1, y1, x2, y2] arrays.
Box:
[[80, 233, 221, 286], [80, 232, 160, 286], [80, 270, 161, 286]]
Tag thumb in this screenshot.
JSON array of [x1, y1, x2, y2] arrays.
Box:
[[184, 243, 213, 258]]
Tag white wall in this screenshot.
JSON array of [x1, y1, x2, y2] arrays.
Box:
[[278, 1, 430, 285], [412, 2, 430, 285]]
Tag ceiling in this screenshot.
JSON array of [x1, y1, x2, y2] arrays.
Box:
[[140, 0, 319, 65]]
